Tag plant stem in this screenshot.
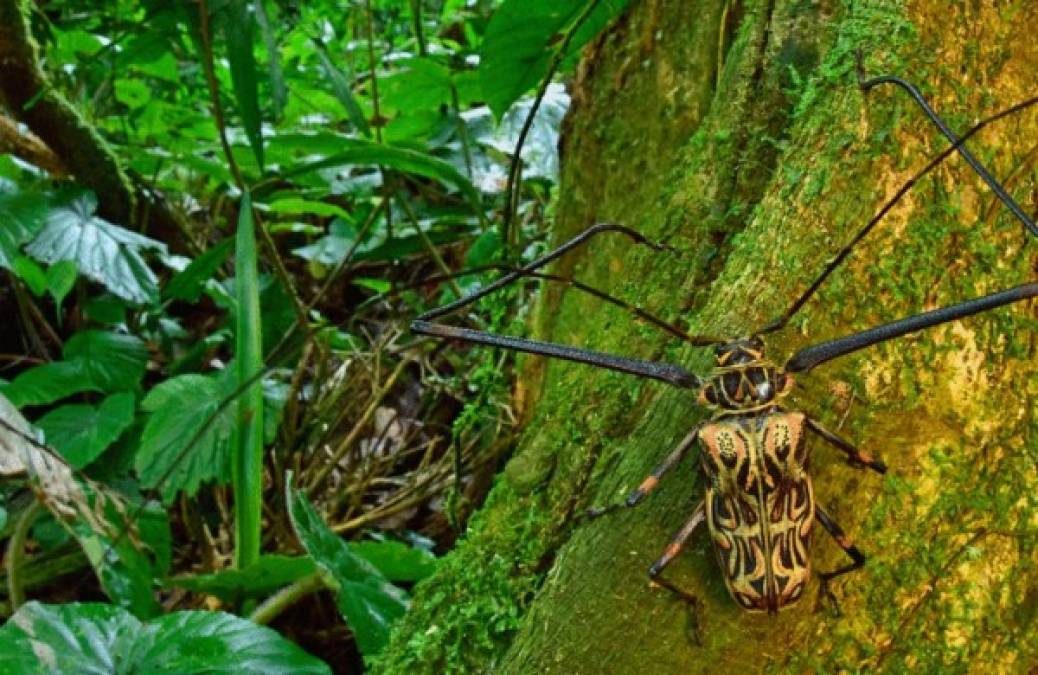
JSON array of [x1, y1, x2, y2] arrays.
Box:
[[6, 501, 42, 612], [249, 572, 326, 625]]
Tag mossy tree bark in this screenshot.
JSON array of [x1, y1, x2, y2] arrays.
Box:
[[378, 1, 1038, 672], [0, 0, 188, 245]]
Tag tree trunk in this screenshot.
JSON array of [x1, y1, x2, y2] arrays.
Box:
[[377, 1, 1038, 672]]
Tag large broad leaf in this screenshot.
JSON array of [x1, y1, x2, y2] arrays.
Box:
[[0, 182, 48, 269], [2, 361, 92, 408], [0, 602, 330, 674], [135, 372, 236, 503], [35, 392, 136, 468], [165, 554, 317, 603], [26, 190, 166, 304], [286, 485, 409, 657], [2, 331, 148, 408], [479, 0, 629, 118]]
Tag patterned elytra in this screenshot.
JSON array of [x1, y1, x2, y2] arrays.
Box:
[[700, 410, 814, 612]]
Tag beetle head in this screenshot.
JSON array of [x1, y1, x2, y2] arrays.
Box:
[[699, 338, 793, 410]]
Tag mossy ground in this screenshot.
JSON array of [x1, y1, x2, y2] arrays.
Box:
[[375, 1, 1038, 672]]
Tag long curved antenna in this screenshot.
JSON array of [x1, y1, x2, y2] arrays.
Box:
[[418, 222, 724, 346], [758, 64, 1038, 336], [413, 222, 712, 388], [413, 321, 700, 389], [858, 72, 1038, 237], [784, 282, 1038, 373]]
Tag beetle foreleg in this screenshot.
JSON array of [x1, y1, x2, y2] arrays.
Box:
[[583, 426, 701, 521]]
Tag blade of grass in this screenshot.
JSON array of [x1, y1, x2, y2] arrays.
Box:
[[234, 193, 264, 570]]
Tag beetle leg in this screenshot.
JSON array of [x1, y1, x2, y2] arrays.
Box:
[[648, 500, 706, 581], [805, 417, 887, 474], [644, 500, 706, 638], [814, 504, 867, 615], [583, 426, 700, 521]]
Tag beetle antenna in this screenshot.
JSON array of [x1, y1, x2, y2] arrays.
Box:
[[757, 64, 1038, 336]]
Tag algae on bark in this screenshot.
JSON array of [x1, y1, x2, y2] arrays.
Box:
[[378, 1, 1038, 672]]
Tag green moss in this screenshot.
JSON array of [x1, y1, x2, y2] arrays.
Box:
[[371, 483, 556, 674]]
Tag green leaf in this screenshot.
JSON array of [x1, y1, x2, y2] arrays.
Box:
[[220, 0, 264, 171], [0, 185, 48, 269], [26, 189, 166, 304], [3, 331, 147, 407], [114, 78, 152, 108], [351, 540, 437, 583], [136, 372, 236, 503], [13, 255, 46, 295], [35, 392, 136, 468], [233, 194, 265, 569], [352, 277, 391, 293], [379, 58, 453, 115], [267, 197, 353, 221], [287, 484, 409, 656], [2, 361, 88, 407], [313, 40, 371, 137], [464, 230, 503, 267], [165, 554, 318, 603], [255, 0, 287, 119], [0, 602, 330, 674], [479, 0, 630, 118], [277, 138, 483, 215], [63, 330, 149, 392], [163, 238, 233, 302], [46, 260, 78, 311]]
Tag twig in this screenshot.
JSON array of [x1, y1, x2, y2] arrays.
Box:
[[197, 0, 244, 189], [396, 191, 465, 300], [502, 0, 604, 247], [306, 358, 412, 495]]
